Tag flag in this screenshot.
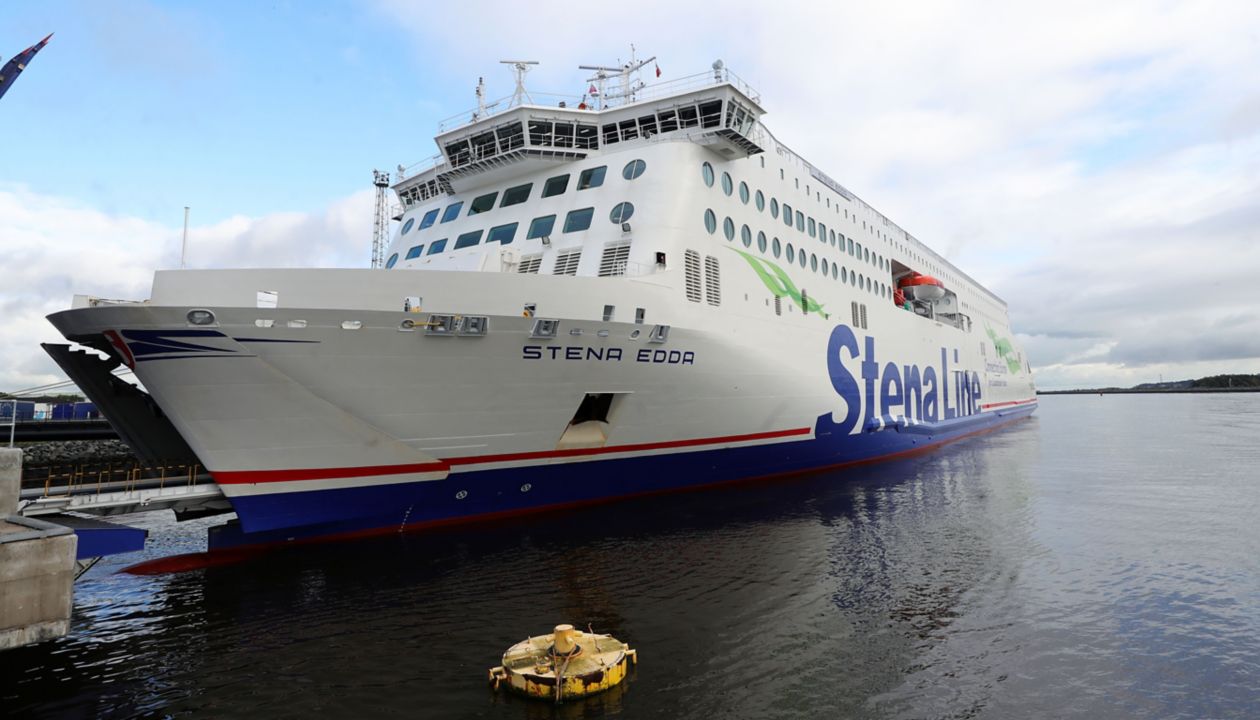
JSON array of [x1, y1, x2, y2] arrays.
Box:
[[588, 83, 599, 96], [0, 32, 53, 102], [655, 63, 661, 78]]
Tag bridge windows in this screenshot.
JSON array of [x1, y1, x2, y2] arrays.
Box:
[[405, 245, 424, 260], [401, 217, 415, 235], [427, 239, 447, 254], [385, 253, 399, 269]]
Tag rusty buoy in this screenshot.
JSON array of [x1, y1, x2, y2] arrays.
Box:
[[488, 624, 636, 703]]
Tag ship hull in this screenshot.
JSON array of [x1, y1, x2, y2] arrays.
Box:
[[48, 266, 1036, 546]]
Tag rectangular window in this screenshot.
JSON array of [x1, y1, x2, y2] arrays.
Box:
[[603, 304, 615, 321], [440, 202, 464, 223], [808, 218, 816, 237], [405, 245, 424, 260], [427, 238, 448, 254], [527, 214, 556, 240], [486, 222, 518, 245], [563, 207, 595, 233], [468, 191, 498, 215], [576, 124, 598, 149], [500, 183, 532, 207], [454, 229, 483, 249], [542, 174, 570, 197], [658, 109, 678, 133], [577, 166, 607, 190], [419, 208, 440, 230], [796, 211, 805, 231]]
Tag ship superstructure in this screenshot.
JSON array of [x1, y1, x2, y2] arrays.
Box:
[[45, 57, 1036, 548]]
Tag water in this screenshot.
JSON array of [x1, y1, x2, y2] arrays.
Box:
[[4, 394, 1259, 719]]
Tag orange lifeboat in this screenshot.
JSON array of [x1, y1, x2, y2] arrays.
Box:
[[898, 272, 946, 302]]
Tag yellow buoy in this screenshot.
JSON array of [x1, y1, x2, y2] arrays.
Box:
[[488, 624, 637, 703]]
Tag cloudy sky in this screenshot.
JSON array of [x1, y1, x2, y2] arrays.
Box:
[[2, 0, 1258, 391]]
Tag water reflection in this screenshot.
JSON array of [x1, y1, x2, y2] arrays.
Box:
[[7, 402, 1259, 719]]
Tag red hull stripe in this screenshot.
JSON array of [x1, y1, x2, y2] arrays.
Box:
[[213, 461, 448, 484], [980, 398, 1038, 410], [212, 426, 813, 485]]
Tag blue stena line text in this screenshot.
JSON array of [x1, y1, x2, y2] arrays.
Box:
[[522, 345, 696, 364], [825, 324, 982, 434]]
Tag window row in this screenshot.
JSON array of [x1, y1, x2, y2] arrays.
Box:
[[386, 203, 637, 268], [702, 209, 892, 299], [701, 162, 888, 272], [400, 159, 648, 238]]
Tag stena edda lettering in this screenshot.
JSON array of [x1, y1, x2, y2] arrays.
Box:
[[522, 345, 695, 364], [823, 324, 982, 434]]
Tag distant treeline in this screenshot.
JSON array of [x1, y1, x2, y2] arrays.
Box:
[[1042, 374, 1260, 394]]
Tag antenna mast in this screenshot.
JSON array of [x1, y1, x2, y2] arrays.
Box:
[[579, 45, 655, 110], [371, 169, 390, 268], [500, 60, 539, 106]]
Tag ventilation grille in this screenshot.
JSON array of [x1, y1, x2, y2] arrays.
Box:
[[851, 301, 860, 326], [684, 249, 702, 303], [860, 303, 868, 329], [554, 250, 582, 276], [704, 255, 721, 306], [598, 243, 631, 277], [517, 255, 543, 274]]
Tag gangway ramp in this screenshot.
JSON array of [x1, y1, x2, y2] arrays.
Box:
[[19, 461, 229, 519]]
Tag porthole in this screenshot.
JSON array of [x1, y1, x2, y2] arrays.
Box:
[[799, 250, 807, 268], [770, 198, 779, 219], [704, 209, 717, 234], [783, 204, 793, 227], [739, 181, 750, 204], [401, 217, 415, 235], [741, 224, 752, 248], [755, 190, 765, 212], [811, 254, 818, 272], [786, 243, 795, 263], [702, 162, 715, 187], [721, 172, 734, 196], [385, 253, 399, 269], [757, 231, 767, 253], [772, 237, 782, 258], [623, 159, 647, 180], [842, 267, 848, 282], [723, 217, 736, 241], [832, 265, 838, 280], [830, 230, 836, 246], [821, 259, 829, 275], [610, 202, 635, 223]]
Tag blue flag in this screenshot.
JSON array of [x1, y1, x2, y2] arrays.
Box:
[[0, 33, 53, 102]]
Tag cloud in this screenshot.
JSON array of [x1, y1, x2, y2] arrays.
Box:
[[0, 186, 372, 393]]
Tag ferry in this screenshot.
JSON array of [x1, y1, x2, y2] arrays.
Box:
[[45, 55, 1037, 547]]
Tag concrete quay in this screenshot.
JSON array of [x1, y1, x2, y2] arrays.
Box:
[[1, 448, 77, 650]]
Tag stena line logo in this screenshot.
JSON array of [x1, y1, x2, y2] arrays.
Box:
[[823, 324, 983, 434]]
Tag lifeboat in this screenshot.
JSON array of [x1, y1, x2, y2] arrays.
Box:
[[898, 272, 946, 302]]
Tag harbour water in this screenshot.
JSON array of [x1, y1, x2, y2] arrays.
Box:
[[3, 394, 1258, 718]]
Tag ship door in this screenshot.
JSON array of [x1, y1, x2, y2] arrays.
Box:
[[556, 392, 627, 450]]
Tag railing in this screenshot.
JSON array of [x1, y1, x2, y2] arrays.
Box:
[[433, 66, 761, 133], [20, 459, 209, 500]]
